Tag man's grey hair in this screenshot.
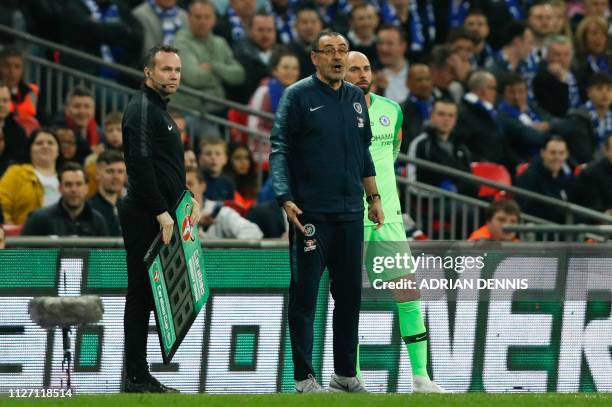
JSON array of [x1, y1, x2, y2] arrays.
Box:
[[545, 34, 573, 53], [467, 70, 495, 92]]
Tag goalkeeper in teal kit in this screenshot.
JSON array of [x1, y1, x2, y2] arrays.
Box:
[[345, 52, 445, 393]]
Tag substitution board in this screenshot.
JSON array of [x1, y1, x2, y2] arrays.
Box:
[[144, 190, 208, 364]]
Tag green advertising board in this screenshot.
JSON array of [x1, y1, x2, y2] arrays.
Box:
[[145, 191, 209, 363], [0, 243, 610, 393]]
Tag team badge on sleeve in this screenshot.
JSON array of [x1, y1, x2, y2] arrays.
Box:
[[353, 102, 363, 114], [304, 223, 316, 237]]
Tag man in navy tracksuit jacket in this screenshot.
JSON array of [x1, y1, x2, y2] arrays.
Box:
[[270, 30, 384, 392]]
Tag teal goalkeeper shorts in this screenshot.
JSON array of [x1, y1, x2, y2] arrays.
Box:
[[364, 222, 413, 283]]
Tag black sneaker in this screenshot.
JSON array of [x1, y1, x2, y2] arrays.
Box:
[[124, 375, 180, 393]]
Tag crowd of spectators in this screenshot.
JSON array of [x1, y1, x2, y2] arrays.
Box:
[[0, 0, 611, 242]]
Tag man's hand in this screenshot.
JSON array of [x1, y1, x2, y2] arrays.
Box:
[[449, 53, 471, 81], [282, 201, 305, 235], [199, 214, 217, 228], [368, 199, 385, 230], [156, 211, 174, 244], [190, 198, 201, 226], [548, 63, 567, 82], [531, 121, 550, 132]]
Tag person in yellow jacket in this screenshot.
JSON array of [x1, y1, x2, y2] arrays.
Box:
[[0, 129, 60, 225]]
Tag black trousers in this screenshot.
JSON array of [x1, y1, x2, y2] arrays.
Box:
[[288, 214, 363, 381], [120, 203, 158, 380]]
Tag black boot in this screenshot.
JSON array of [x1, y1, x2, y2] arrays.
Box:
[[124, 374, 180, 393]]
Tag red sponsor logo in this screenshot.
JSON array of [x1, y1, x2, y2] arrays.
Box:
[[181, 216, 193, 241]]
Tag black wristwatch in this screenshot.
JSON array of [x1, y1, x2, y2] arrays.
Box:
[[366, 193, 381, 204]]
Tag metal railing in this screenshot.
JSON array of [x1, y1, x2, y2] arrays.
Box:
[[503, 224, 612, 242], [398, 155, 612, 225], [399, 178, 565, 241], [5, 24, 612, 242], [25, 55, 133, 127], [0, 24, 274, 121]]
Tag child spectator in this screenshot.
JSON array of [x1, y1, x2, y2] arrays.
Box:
[[102, 112, 124, 152], [468, 199, 521, 241], [226, 143, 258, 211], [84, 112, 124, 197], [57, 127, 86, 165], [198, 136, 234, 201]]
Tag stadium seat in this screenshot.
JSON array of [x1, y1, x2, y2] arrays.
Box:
[[227, 108, 249, 144], [470, 162, 512, 199]]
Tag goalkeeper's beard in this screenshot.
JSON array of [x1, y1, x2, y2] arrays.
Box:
[[358, 82, 372, 95]]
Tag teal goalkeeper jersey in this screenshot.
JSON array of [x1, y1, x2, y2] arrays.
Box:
[[363, 93, 403, 226]]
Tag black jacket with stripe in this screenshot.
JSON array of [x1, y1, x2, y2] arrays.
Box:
[[122, 84, 186, 215]]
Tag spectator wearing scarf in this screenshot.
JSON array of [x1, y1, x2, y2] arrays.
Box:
[[379, 0, 435, 59], [497, 73, 554, 160], [573, 16, 612, 100], [533, 35, 582, 118], [463, 9, 494, 68], [60, 0, 142, 79], [214, 0, 257, 48], [271, 0, 297, 44], [567, 73, 612, 164], [133, 0, 187, 58]]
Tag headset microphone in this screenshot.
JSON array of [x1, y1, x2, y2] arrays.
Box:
[[147, 73, 167, 89]]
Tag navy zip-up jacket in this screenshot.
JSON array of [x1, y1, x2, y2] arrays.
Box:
[[270, 74, 376, 217]]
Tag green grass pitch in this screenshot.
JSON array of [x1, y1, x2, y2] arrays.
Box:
[[2, 393, 612, 407]]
